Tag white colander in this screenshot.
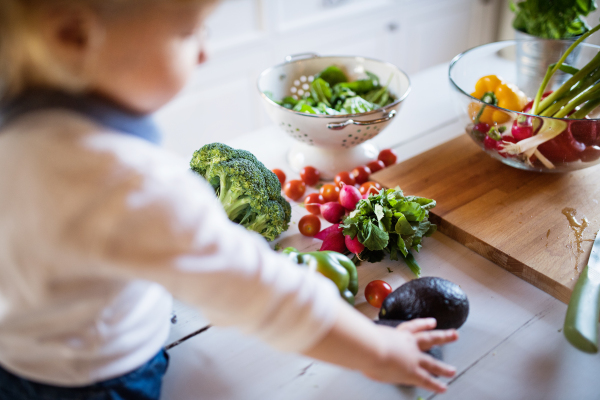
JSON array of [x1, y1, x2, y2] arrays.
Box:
[[257, 54, 410, 178]]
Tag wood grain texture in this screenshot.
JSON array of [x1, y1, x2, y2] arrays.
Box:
[[372, 134, 600, 304]]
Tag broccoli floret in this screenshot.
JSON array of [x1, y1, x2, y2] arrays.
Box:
[[244, 200, 288, 242], [190, 143, 291, 241]]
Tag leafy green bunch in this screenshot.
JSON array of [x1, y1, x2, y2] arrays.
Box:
[[511, 0, 597, 39], [272, 65, 396, 115], [340, 188, 437, 276]]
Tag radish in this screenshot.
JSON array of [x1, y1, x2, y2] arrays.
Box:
[[320, 202, 346, 223], [314, 223, 342, 241], [314, 223, 347, 253], [338, 184, 362, 210], [320, 230, 347, 253], [345, 235, 364, 255]]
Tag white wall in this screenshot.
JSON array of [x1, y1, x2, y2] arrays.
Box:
[[155, 0, 502, 158]]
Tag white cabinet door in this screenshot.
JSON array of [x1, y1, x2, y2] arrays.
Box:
[[155, 0, 500, 158], [398, 0, 500, 73], [155, 47, 272, 158]]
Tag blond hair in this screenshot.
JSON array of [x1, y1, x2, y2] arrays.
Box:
[[0, 0, 207, 102]]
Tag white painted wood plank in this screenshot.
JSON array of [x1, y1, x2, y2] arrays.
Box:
[[437, 300, 600, 400], [167, 300, 210, 347], [162, 232, 576, 400], [161, 61, 600, 400]]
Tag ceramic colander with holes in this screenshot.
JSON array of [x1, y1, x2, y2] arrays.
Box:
[[257, 54, 411, 179]]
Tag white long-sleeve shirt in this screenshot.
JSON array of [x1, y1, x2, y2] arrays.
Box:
[[0, 109, 341, 386]]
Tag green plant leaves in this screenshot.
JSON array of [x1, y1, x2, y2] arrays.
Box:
[[315, 65, 348, 86], [340, 187, 437, 274], [310, 78, 333, 106], [511, 0, 597, 39], [267, 64, 396, 115]]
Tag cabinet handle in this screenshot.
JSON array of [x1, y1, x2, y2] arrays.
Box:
[[285, 53, 319, 63]]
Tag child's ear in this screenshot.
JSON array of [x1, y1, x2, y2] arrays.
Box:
[[40, 4, 104, 75]]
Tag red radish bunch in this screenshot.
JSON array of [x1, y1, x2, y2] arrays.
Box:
[[338, 184, 361, 210], [344, 235, 364, 255], [314, 223, 346, 253], [319, 202, 346, 223]]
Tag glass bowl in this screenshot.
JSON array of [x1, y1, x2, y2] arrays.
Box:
[[449, 40, 600, 173]]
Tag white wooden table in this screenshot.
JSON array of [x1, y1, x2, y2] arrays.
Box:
[[159, 64, 600, 400]]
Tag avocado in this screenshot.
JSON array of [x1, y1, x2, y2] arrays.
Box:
[[378, 277, 469, 330]]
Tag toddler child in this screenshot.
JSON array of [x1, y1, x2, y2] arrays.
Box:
[[0, 1, 458, 399]]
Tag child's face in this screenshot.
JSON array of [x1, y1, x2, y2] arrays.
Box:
[[90, 3, 214, 114]]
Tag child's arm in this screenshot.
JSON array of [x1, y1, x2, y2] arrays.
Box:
[[303, 304, 458, 393], [58, 140, 458, 392]]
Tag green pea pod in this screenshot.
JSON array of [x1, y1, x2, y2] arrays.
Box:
[[283, 247, 358, 305]]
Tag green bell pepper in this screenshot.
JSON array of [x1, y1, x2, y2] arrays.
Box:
[[283, 247, 359, 305]]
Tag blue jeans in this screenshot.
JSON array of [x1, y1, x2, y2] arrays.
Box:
[[0, 350, 169, 400]]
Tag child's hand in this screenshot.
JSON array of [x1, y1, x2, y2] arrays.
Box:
[[303, 304, 459, 394], [363, 318, 458, 392]]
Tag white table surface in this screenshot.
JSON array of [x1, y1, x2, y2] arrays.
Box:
[[161, 63, 600, 400]]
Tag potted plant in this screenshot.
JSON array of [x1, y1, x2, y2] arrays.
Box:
[[510, 0, 598, 96]]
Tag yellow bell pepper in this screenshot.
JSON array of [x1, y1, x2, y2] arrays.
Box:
[[469, 75, 528, 125]]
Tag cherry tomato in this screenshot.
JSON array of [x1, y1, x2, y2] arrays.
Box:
[[300, 166, 321, 186], [522, 91, 552, 113], [283, 179, 306, 201], [359, 181, 382, 196], [580, 145, 600, 162], [537, 129, 585, 163], [304, 193, 324, 215], [334, 171, 355, 188], [473, 122, 490, 134], [365, 280, 392, 308], [298, 214, 321, 237], [569, 120, 598, 146], [351, 166, 371, 185], [320, 184, 340, 202], [272, 169, 286, 187], [367, 160, 385, 173], [378, 149, 398, 167]]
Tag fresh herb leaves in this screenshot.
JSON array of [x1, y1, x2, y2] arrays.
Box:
[[271, 65, 396, 115], [340, 187, 437, 276], [511, 0, 597, 39]]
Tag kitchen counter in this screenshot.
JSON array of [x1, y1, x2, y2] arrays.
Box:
[[160, 63, 600, 400]]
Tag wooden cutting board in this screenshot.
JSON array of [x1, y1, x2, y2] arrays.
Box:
[[372, 134, 600, 304]]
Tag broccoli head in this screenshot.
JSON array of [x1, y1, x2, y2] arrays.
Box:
[[190, 143, 291, 241]]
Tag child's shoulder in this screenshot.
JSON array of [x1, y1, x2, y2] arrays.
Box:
[[0, 109, 196, 202]]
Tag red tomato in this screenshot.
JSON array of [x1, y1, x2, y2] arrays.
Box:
[[283, 179, 306, 201], [300, 166, 321, 186], [298, 214, 321, 237], [365, 280, 392, 308], [522, 91, 552, 113], [320, 184, 340, 202], [334, 171, 355, 188], [569, 120, 598, 147], [352, 166, 371, 185], [304, 193, 324, 215], [537, 129, 585, 163], [367, 160, 386, 173], [580, 145, 600, 162], [359, 181, 382, 196], [378, 149, 398, 167], [272, 169, 286, 187]]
